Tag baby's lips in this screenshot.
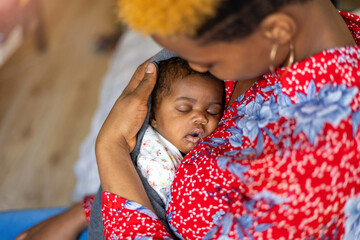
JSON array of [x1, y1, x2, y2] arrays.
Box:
[[185, 128, 205, 143], [185, 135, 201, 143]]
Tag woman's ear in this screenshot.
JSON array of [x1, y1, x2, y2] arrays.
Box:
[[261, 12, 297, 44]]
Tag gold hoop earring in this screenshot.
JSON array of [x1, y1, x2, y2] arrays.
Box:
[[286, 40, 294, 68], [269, 40, 295, 74], [281, 40, 295, 77], [269, 42, 279, 73]]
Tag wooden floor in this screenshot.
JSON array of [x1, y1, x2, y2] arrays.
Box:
[[0, 0, 116, 211]]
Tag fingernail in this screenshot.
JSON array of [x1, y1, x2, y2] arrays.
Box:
[[146, 64, 154, 73]]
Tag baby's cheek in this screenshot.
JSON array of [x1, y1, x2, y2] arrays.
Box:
[[210, 119, 221, 131]]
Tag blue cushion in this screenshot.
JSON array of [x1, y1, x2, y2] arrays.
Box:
[[0, 207, 87, 240]]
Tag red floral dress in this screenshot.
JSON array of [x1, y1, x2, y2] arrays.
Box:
[[101, 12, 360, 239]]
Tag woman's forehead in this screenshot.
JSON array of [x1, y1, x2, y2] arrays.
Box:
[[153, 35, 213, 58]]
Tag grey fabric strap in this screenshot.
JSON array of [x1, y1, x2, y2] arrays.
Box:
[[150, 49, 178, 71], [88, 186, 104, 240], [88, 49, 179, 240]]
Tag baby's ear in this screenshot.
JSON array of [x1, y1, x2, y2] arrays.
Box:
[[149, 112, 158, 129]]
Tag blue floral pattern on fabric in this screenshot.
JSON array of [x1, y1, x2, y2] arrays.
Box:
[[236, 214, 272, 240], [207, 185, 241, 206], [204, 190, 291, 239], [215, 91, 281, 183], [212, 210, 226, 225], [228, 126, 243, 148], [166, 194, 186, 240], [204, 212, 272, 240], [308, 218, 340, 240], [244, 191, 290, 211], [337, 47, 360, 67], [352, 109, 360, 137], [227, 163, 250, 183], [216, 150, 255, 184], [215, 93, 282, 183], [237, 94, 280, 143], [203, 137, 228, 147], [262, 83, 282, 96], [279, 80, 358, 145], [124, 200, 158, 220], [344, 194, 360, 240], [167, 211, 186, 240], [133, 237, 173, 240], [226, 94, 280, 158], [203, 213, 233, 240]]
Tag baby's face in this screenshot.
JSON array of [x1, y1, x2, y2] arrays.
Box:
[[151, 74, 224, 154]]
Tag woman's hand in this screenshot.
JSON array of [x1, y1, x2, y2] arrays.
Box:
[[95, 60, 157, 210], [96, 60, 157, 153], [15, 203, 88, 240]]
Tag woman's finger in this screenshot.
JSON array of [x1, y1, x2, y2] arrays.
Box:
[[122, 59, 152, 95], [133, 63, 157, 100], [15, 232, 26, 240]]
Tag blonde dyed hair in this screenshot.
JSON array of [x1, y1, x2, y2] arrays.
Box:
[[117, 0, 221, 37]]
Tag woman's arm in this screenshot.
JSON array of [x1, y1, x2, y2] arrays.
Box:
[[95, 60, 157, 211], [15, 203, 88, 240], [95, 60, 173, 239]]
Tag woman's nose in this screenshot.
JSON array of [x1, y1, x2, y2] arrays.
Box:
[[193, 111, 208, 125], [188, 62, 209, 73]]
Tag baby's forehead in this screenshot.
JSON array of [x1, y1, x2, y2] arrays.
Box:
[[167, 74, 224, 101], [169, 73, 221, 90]]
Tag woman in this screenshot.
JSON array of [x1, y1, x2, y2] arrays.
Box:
[[99, 0, 360, 239]]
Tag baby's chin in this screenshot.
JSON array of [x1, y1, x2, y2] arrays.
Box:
[[179, 143, 197, 157]]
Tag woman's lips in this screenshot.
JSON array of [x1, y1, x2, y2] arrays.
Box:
[[185, 128, 205, 143]]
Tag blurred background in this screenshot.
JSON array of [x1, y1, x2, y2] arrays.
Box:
[[0, 0, 119, 211], [0, 0, 359, 212]]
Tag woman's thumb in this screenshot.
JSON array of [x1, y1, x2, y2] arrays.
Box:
[[134, 63, 157, 98]]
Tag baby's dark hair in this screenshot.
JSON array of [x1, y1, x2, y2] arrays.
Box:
[[195, 0, 312, 43], [151, 57, 224, 112]]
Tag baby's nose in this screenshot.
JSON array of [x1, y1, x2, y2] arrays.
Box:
[[193, 111, 208, 125]]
